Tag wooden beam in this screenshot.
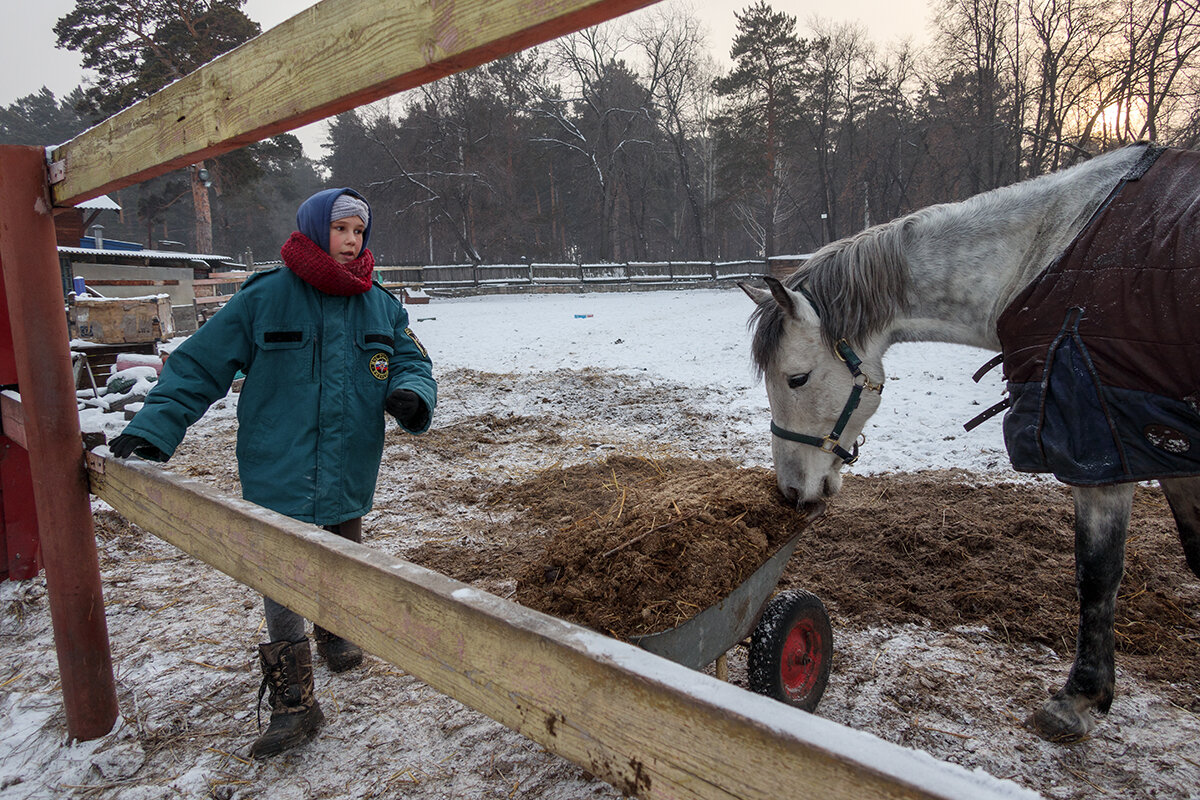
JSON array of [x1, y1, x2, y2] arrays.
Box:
[[0, 146, 118, 740], [86, 452, 1034, 800], [50, 0, 663, 207]]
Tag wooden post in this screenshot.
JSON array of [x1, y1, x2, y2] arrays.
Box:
[[0, 245, 39, 582], [0, 145, 119, 740]]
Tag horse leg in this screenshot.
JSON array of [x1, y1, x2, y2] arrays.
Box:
[[1028, 483, 1133, 742], [1159, 476, 1200, 578]]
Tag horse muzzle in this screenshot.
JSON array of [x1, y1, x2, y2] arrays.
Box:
[[776, 465, 841, 512]]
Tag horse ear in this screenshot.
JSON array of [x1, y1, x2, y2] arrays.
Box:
[[739, 281, 772, 305], [762, 276, 799, 318]]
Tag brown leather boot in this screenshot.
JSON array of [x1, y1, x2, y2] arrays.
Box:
[[313, 625, 363, 672], [250, 639, 325, 759]]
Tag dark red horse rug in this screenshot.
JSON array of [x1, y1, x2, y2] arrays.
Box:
[[997, 145, 1200, 485]]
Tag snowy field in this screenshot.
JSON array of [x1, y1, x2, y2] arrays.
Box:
[[375, 286, 1022, 478], [2, 286, 1195, 800]]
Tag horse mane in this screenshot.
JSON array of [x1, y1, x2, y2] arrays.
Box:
[[750, 220, 912, 375]]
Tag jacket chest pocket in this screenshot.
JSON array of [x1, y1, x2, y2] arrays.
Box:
[[356, 331, 394, 391], [255, 328, 316, 385]]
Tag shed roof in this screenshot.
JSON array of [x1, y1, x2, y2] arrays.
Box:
[[59, 246, 233, 263], [74, 195, 122, 211]]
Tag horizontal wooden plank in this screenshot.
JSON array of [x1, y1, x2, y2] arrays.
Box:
[[51, 0, 662, 207], [85, 453, 1036, 800]]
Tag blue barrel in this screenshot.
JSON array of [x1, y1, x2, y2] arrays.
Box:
[[73, 276, 86, 295]]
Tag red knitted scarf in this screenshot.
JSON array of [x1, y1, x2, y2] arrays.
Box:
[[281, 232, 375, 296]]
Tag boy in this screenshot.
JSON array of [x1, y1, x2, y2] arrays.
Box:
[[110, 188, 437, 758]]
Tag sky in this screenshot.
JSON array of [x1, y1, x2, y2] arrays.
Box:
[[0, 0, 933, 155]]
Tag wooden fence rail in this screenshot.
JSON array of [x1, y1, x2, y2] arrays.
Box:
[[85, 452, 1036, 800]]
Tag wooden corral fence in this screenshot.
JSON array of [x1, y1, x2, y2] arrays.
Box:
[[198, 260, 763, 310], [381, 260, 765, 288], [0, 2, 1037, 798]]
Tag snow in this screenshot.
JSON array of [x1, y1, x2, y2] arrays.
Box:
[[413, 288, 1023, 480], [1, 287, 1192, 799]]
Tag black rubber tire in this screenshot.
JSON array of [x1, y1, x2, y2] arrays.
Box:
[[748, 589, 833, 711]]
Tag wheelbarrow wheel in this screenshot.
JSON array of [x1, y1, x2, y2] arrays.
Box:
[[748, 589, 832, 711]]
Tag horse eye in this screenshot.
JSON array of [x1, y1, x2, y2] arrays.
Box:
[[787, 373, 810, 389]]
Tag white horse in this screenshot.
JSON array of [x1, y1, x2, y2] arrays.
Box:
[[742, 142, 1200, 742]]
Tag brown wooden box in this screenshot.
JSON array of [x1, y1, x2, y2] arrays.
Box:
[[70, 295, 175, 344]]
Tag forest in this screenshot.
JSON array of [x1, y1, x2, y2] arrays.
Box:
[[3, 0, 1198, 265]]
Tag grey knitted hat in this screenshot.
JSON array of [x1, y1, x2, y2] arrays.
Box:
[[330, 193, 369, 226]]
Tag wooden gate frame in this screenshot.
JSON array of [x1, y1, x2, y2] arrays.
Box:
[[0, 2, 1039, 797]]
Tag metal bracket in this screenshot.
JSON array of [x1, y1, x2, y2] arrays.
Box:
[[85, 450, 106, 485], [48, 159, 67, 184]]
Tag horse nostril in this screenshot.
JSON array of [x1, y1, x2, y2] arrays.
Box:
[[820, 475, 832, 497]]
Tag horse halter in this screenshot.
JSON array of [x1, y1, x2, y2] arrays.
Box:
[[769, 287, 884, 465]]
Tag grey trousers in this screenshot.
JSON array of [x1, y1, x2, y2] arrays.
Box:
[[263, 518, 363, 643]]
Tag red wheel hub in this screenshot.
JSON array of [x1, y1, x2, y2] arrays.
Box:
[[781, 619, 825, 699]]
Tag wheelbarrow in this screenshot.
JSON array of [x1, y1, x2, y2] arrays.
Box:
[[629, 528, 833, 712]]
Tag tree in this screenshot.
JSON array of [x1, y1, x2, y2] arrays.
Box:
[[788, 20, 877, 247], [0, 88, 90, 146], [55, 0, 262, 253], [54, 0, 260, 118], [711, 1, 808, 258], [632, 3, 717, 259], [931, 0, 1024, 193], [529, 24, 660, 262], [850, 45, 928, 222]]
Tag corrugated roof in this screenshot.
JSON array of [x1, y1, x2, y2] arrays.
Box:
[[75, 195, 121, 211], [58, 246, 233, 262]]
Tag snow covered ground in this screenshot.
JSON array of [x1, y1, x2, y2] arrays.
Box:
[[407, 287, 1023, 478]]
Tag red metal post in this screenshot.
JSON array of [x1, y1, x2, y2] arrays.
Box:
[[0, 145, 118, 740]]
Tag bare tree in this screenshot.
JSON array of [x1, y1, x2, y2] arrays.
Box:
[[931, 0, 1024, 191], [533, 24, 658, 261], [632, 3, 717, 258], [1022, 0, 1113, 170]]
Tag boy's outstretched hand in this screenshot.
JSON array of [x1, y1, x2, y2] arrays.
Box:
[[386, 388, 426, 428], [109, 433, 164, 460]]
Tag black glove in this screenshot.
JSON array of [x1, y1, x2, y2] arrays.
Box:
[[386, 388, 427, 428], [109, 433, 165, 460]]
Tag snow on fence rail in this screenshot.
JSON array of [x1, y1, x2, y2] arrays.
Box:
[[373, 260, 765, 289]]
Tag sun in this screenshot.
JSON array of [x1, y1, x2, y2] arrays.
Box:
[[1095, 99, 1147, 140]]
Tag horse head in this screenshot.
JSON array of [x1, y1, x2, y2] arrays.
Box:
[[743, 275, 887, 516]]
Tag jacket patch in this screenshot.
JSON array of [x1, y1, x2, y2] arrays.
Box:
[[405, 327, 428, 359], [365, 333, 394, 347], [369, 352, 389, 380], [264, 330, 303, 343]]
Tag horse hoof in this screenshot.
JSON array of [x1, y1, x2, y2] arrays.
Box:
[[1025, 700, 1095, 743]]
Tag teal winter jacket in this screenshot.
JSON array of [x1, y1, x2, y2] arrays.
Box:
[[122, 267, 437, 525]]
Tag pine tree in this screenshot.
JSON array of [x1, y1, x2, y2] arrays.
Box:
[[0, 88, 89, 146], [52, 1, 307, 255], [710, 1, 808, 258]]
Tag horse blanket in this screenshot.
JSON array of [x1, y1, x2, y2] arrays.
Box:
[[998, 145, 1200, 485]]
